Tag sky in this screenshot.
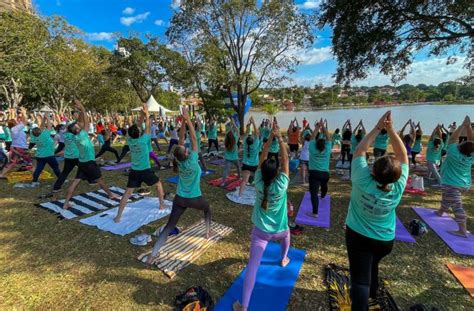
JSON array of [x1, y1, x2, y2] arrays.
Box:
[[33, 0, 469, 87]]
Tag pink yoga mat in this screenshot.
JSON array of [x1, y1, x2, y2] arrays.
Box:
[[295, 192, 330, 228], [395, 217, 416, 243], [102, 162, 132, 171], [413, 207, 474, 256]]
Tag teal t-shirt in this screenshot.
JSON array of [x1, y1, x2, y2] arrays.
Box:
[[269, 137, 280, 153], [441, 144, 473, 189], [412, 138, 422, 153], [350, 135, 364, 154], [345, 156, 409, 241], [243, 136, 262, 166], [442, 134, 450, 151], [74, 130, 95, 162], [308, 140, 332, 172], [252, 170, 289, 233], [63, 132, 79, 159], [196, 131, 202, 151], [374, 133, 389, 150], [31, 130, 55, 158], [4, 127, 11, 142], [426, 140, 444, 163], [208, 126, 218, 140], [97, 134, 105, 145], [260, 127, 271, 140], [128, 133, 151, 171], [177, 151, 202, 198], [224, 131, 239, 160], [332, 133, 342, 144]]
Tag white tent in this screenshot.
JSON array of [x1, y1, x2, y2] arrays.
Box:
[[132, 95, 175, 116]]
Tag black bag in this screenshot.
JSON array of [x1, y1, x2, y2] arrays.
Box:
[[174, 286, 214, 311], [408, 219, 428, 236]]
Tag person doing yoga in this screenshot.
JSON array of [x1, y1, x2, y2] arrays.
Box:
[[144, 107, 213, 265], [436, 116, 473, 238], [345, 111, 409, 311], [233, 121, 290, 311], [238, 116, 261, 197]]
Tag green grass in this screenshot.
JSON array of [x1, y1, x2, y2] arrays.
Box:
[[0, 143, 473, 310]]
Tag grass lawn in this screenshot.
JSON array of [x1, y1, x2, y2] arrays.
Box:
[[0, 140, 473, 310]]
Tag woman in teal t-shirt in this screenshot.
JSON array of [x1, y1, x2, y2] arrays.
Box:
[[206, 117, 219, 153], [220, 119, 241, 186], [237, 116, 261, 198], [436, 116, 473, 238], [233, 122, 290, 311], [145, 107, 212, 265], [411, 122, 423, 167], [345, 111, 409, 310], [426, 125, 444, 186], [307, 119, 332, 218]]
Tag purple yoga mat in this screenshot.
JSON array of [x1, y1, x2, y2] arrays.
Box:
[[395, 217, 416, 243], [413, 207, 474, 256], [210, 159, 225, 165], [102, 162, 132, 171], [295, 192, 330, 228]]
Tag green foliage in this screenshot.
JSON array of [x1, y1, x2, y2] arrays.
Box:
[[263, 102, 279, 116], [318, 1, 473, 84]]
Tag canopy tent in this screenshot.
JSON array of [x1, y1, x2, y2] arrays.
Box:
[[132, 95, 175, 116], [37, 105, 54, 113]]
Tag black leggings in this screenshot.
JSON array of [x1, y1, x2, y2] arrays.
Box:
[[308, 170, 329, 214], [95, 140, 120, 162], [33, 156, 61, 182], [118, 145, 130, 162], [151, 195, 211, 256], [54, 142, 65, 155], [411, 151, 419, 165], [345, 226, 394, 311], [207, 139, 219, 153], [341, 144, 350, 164], [53, 158, 79, 190]]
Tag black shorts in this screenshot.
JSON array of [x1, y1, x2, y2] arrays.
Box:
[[289, 144, 299, 152], [127, 168, 159, 188], [241, 163, 258, 173], [76, 161, 102, 184]]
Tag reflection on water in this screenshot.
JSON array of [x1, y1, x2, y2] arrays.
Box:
[[247, 104, 474, 130]]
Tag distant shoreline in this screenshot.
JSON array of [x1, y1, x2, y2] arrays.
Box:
[[249, 100, 474, 113]]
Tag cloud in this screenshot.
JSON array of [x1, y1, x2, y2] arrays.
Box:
[[87, 32, 115, 42], [297, 46, 333, 65], [296, 0, 322, 10], [122, 7, 135, 15], [171, 0, 182, 9], [120, 12, 150, 26], [154, 19, 166, 26]]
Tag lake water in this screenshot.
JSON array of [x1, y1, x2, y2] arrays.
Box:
[[247, 104, 474, 131]]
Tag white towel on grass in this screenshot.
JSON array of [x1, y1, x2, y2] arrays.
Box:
[[79, 197, 172, 236], [226, 186, 257, 206]]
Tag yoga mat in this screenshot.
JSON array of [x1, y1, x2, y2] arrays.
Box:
[[404, 188, 427, 196], [295, 192, 331, 228], [209, 158, 226, 165], [138, 221, 233, 279], [7, 170, 53, 183], [412, 207, 474, 256], [447, 263, 474, 297], [395, 218, 416, 243], [55, 156, 64, 162], [102, 162, 132, 171], [208, 174, 239, 186], [215, 242, 306, 311], [225, 179, 242, 191], [80, 197, 171, 236], [225, 187, 256, 206], [166, 169, 215, 184]]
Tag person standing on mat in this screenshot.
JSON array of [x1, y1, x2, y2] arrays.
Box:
[[287, 118, 300, 159], [372, 128, 389, 159], [340, 120, 352, 166], [299, 131, 311, 185], [238, 116, 261, 198], [436, 116, 473, 238], [345, 111, 409, 310], [306, 119, 332, 218], [207, 117, 219, 154], [232, 121, 290, 311], [411, 122, 423, 167], [62, 100, 119, 210], [145, 107, 212, 265], [221, 118, 241, 186], [29, 113, 62, 187], [52, 120, 80, 192], [349, 120, 366, 166], [267, 117, 280, 168], [426, 125, 444, 186], [95, 128, 120, 163], [114, 104, 166, 223], [194, 115, 208, 172]]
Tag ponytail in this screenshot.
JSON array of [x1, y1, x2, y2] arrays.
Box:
[[261, 181, 271, 210], [260, 159, 278, 210]]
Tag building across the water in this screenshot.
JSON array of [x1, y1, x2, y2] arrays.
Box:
[[0, 0, 33, 13]]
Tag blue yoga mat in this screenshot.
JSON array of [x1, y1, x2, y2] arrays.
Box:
[[166, 170, 215, 184], [215, 242, 305, 311]]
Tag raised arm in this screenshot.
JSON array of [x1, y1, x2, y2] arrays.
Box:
[[429, 125, 441, 141], [36, 114, 44, 129], [387, 113, 409, 164], [44, 113, 52, 131], [450, 116, 472, 144], [354, 112, 390, 158], [182, 107, 197, 152], [275, 124, 289, 176], [259, 131, 274, 168], [178, 119, 186, 146], [143, 104, 150, 135], [74, 100, 89, 131], [250, 116, 259, 137], [19, 107, 28, 125], [311, 122, 321, 140]]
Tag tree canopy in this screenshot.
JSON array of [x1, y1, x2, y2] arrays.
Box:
[[318, 0, 473, 84]]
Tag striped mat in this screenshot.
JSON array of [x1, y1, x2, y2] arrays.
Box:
[[138, 221, 233, 279], [37, 186, 142, 220]]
